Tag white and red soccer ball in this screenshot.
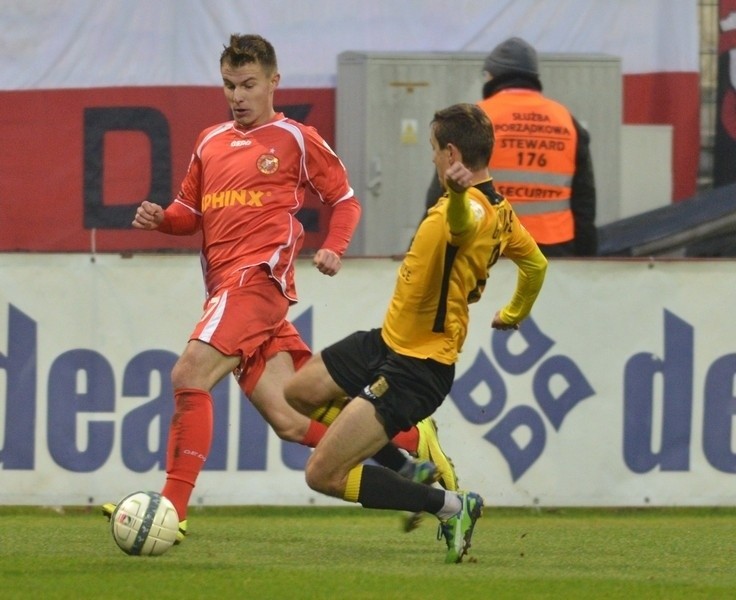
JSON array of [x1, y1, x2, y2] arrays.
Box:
[[110, 491, 179, 556]]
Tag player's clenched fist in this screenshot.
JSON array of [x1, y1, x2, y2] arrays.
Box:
[[444, 162, 474, 193], [132, 200, 164, 230], [313, 248, 342, 276]]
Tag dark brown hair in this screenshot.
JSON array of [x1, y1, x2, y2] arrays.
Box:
[[431, 103, 494, 169], [220, 34, 277, 74]]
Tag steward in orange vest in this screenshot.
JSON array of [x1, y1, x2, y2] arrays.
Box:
[[425, 37, 597, 257]]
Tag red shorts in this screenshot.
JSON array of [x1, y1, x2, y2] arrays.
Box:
[[190, 267, 311, 396]]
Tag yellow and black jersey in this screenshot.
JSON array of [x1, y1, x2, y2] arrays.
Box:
[[381, 179, 545, 364]]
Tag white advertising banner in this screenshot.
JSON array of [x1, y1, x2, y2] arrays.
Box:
[[2, 0, 697, 90], [1, 253, 734, 507]]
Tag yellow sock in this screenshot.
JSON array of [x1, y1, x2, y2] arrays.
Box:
[[343, 465, 363, 503], [309, 396, 349, 425]]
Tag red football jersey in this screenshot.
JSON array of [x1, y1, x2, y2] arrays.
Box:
[[172, 113, 355, 300]]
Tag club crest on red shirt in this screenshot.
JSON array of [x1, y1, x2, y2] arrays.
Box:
[[257, 154, 279, 175]]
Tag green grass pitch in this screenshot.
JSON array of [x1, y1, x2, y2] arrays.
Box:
[[1, 505, 735, 599]]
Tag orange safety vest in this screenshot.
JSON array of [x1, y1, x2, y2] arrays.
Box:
[[478, 89, 577, 245]]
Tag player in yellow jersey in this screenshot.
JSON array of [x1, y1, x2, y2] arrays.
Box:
[[284, 103, 547, 563]]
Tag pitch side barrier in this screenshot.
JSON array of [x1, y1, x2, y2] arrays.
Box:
[[0, 254, 734, 506]]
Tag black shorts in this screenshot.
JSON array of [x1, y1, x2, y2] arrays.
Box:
[[321, 328, 455, 439]]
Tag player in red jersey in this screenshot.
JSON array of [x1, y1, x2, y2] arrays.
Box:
[[123, 33, 361, 536], [104, 34, 453, 542]]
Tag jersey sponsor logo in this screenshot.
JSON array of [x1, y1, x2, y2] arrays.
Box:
[[257, 153, 279, 175], [230, 139, 252, 147], [202, 189, 267, 211]]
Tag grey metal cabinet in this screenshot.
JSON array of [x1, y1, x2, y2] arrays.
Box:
[[337, 51, 621, 256]]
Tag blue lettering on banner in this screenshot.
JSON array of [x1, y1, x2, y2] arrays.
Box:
[[451, 317, 595, 481], [702, 353, 736, 472], [623, 310, 693, 472], [48, 349, 117, 472], [623, 309, 736, 474], [0, 305, 37, 468], [1, 303, 736, 482], [0, 303, 314, 474]]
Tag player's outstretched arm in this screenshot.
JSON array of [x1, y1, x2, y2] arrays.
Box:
[[494, 246, 548, 329]]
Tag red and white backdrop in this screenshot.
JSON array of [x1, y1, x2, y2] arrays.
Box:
[[1, 0, 699, 253]]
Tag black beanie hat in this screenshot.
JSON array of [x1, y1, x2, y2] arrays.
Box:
[[483, 37, 539, 78]]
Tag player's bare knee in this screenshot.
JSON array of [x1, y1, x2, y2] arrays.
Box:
[[170, 361, 188, 389], [304, 460, 329, 494], [304, 456, 343, 497], [285, 356, 330, 407], [283, 381, 310, 414], [269, 421, 304, 443]]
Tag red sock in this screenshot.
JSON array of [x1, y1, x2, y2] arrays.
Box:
[[161, 388, 213, 520], [391, 427, 419, 454], [301, 419, 328, 448]]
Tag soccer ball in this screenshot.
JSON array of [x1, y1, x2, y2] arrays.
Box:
[[110, 491, 179, 556]]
